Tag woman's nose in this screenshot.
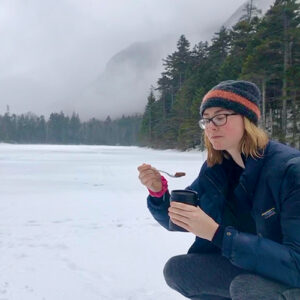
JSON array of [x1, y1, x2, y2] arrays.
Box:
[[205, 120, 218, 130]]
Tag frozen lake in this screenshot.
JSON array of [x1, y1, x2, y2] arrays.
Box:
[[0, 144, 206, 300]]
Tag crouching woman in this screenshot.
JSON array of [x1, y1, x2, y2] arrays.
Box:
[[137, 80, 300, 299]]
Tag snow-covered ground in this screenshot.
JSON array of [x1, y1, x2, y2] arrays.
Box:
[[0, 144, 206, 300]]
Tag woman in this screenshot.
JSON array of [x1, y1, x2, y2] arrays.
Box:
[[137, 80, 300, 300]]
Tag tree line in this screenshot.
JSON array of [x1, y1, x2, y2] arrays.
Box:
[[139, 0, 300, 150], [0, 111, 142, 146]]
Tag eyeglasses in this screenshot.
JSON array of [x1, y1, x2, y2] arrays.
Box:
[[199, 113, 238, 129]]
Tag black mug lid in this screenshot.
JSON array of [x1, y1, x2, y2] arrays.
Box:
[[170, 189, 198, 203]]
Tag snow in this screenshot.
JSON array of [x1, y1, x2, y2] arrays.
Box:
[[0, 144, 206, 300]]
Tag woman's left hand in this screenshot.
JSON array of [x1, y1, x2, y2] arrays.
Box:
[[168, 202, 219, 241]]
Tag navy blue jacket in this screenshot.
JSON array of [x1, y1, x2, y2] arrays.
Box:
[[147, 141, 300, 287]]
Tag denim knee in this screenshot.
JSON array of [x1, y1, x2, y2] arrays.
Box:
[[280, 288, 300, 300], [230, 274, 292, 300], [229, 274, 249, 299], [163, 256, 181, 290]]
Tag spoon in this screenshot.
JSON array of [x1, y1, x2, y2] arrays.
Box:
[[157, 170, 186, 178]]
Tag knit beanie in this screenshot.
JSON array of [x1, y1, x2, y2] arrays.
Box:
[[200, 80, 261, 124]]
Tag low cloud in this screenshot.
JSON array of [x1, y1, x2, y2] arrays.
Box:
[[0, 0, 248, 119]]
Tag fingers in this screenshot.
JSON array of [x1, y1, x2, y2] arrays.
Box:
[[169, 205, 198, 234], [168, 203, 200, 221], [170, 201, 197, 211], [169, 211, 190, 223], [137, 163, 162, 191], [170, 217, 190, 232], [138, 164, 160, 181], [137, 163, 151, 172], [138, 164, 154, 178], [138, 169, 157, 183], [169, 207, 194, 218], [137, 164, 160, 175]]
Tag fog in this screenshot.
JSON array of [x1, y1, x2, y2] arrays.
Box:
[[0, 0, 249, 120]]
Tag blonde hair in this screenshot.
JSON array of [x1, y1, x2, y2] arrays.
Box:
[[205, 117, 269, 167]]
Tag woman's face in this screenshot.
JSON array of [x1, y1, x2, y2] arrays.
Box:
[[203, 107, 245, 153]]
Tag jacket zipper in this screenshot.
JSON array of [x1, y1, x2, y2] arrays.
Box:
[[205, 174, 223, 195], [240, 182, 248, 194]]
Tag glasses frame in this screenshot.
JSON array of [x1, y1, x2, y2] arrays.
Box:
[[199, 113, 238, 129]]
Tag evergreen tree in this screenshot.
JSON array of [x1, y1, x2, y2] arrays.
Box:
[[140, 88, 156, 144], [240, 0, 262, 23], [68, 113, 81, 144], [205, 27, 231, 87], [219, 15, 260, 81], [47, 112, 69, 144], [162, 35, 191, 93]]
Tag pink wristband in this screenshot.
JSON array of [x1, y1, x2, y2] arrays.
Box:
[[148, 176, 168, 198]]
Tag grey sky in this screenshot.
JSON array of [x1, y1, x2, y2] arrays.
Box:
[[0, 0, 249, 119]]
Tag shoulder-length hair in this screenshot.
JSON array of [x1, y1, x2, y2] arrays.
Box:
[[204, 117, 269, 167]]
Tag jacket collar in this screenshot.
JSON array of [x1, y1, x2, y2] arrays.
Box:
[[241, 142, 270, 195], [203, 142, 270, 209], [235, 153, 266, 210]]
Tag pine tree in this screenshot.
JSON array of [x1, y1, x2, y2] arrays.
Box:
[[219, 14, 260, 81], [162, 35, 191, 91], [240, 0, 262, 23], [140, 88, 156, 143], [205, 27, 231, 87], [69, 113, 81, 144]]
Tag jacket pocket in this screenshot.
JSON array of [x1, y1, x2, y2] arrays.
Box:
[[256, 208, 282, 242], [261, 207, 276, 219]]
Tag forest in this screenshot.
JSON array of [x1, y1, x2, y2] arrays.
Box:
[[139, 0, 300, 150], [0, 111, 141, 146]]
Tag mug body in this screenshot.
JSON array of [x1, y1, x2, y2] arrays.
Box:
[[169, 189, 198, 232]]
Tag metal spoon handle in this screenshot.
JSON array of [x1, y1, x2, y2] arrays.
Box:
[[157, 170, 186, 178], [157, 169, 176, 178]]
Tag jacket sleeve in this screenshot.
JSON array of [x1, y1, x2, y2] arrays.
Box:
[[221, 157, 300, 288], [147, 191, 171, 230]]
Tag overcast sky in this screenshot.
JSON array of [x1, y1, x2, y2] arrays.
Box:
[[0, 0, 248, 119]]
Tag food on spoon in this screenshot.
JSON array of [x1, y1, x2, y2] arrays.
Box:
[[174, 172, 186, 177]]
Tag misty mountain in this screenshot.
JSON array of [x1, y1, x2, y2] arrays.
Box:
[[75, 0, 276, 120], [72, 37, 176, 120]]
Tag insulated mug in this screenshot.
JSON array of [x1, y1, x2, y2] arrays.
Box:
[[169, 189, 199, 232]]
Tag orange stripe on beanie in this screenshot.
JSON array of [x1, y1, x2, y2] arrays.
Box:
[[203, 90, 261, 119], [200, 80, 261, 124]]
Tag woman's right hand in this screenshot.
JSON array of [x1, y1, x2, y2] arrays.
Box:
[[137, 163, 162, 192]]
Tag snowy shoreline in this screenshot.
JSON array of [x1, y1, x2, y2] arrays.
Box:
[[0, 144, 205, 299]]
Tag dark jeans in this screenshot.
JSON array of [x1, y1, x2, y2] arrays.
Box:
[[163, 253, 300, 300]]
